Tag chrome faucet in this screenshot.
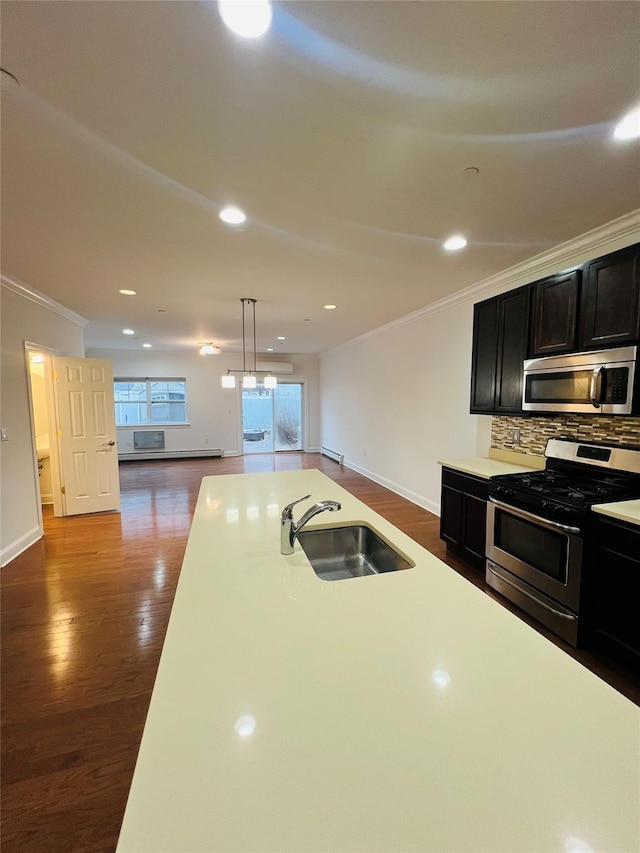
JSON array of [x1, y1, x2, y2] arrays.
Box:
[[280, 494, 341, 555]]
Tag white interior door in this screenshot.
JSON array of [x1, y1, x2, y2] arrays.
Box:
[[53, 356, 120, 516]]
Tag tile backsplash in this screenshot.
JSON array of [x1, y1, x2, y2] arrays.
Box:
[[491, 415, 640, 457]]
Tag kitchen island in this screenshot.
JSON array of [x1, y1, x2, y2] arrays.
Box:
[[117, 469, 639, 853]]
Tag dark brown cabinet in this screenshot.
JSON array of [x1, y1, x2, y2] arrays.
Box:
[[470, 242, 640, 415], [440, 468, 488, 569], [589, 516, 640, 671], [470, 299, 498, 413], [531, 270, 580, 356], [580, 245, 640, 349], [470, 285, 530, 414]]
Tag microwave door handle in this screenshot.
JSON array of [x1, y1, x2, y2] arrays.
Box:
[[590, 365, 604, 408]]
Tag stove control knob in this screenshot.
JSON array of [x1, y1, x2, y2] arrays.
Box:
[[497, 486, 515, 497]]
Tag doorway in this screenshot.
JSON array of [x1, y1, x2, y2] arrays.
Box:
[[242, 382, 303, 454], [27, 349, 55, 512], [25, 347, 121, 519]]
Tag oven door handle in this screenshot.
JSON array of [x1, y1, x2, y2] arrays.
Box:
[[590, 365, 604, 408], [488, 497, 581, 535], [486, 564, 576, 622]]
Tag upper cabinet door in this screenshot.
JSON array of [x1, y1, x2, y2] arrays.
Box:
[[531, 270, 581, 356], [579, 245, 640, 350], [469, 287, 529, 415], [470, 298, 498, 413], [495, 285, 530, 412]]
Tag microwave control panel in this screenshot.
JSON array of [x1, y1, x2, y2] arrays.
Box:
[[605, 367, 629, 403]]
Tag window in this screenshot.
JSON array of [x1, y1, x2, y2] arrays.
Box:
[[114, 379, 187, 426]]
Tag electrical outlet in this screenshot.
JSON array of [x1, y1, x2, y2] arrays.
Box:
[[205, 437, 209, 445], [512, 428, 521, 445], [1, 427, 8, 441]]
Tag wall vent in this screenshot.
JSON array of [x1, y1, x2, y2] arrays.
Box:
[[133, 430, 165, 450]]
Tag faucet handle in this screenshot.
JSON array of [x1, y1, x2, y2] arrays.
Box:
[[281, 494, 311, 520]]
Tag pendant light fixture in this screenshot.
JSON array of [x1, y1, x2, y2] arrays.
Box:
[[222, 298, 277, 390]]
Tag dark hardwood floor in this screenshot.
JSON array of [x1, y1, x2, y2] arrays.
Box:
[[2, 453, 638, 853]]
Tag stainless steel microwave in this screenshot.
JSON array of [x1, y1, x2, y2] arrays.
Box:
[[522, 345, 637, 415]]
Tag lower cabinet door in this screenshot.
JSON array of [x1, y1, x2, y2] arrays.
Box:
[[592, 545, 640, 669], [462, 493, 487, 564], [440, 485, 462, 548], [440, 469, 488, 569]]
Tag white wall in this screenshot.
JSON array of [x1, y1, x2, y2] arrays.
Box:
[[86, 348, 321, 456], [1, 283, 85, 565], [320, 212, 640, 516]]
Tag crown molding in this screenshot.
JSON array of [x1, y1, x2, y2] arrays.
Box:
[[325, 209, 640, 353], [1, 274, 89, 327]]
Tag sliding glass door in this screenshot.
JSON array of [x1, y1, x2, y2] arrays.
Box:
[[242, 383, 303, 454]]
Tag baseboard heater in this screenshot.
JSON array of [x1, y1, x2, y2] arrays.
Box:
[[121, 431, 222, 461], [118, 448, 223, 461], [321, 446, 344, 464]]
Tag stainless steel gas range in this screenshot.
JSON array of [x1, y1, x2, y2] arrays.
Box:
[[486, 438, 640, 646]]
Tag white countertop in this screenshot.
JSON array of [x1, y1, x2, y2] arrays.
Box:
[[438, 456, 540, 479], [592, 499, 640, 527], [117, 469, 639, 853]]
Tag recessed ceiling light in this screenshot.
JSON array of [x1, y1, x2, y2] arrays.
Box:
[[143, 343, 152, 348], [324, 304, 337, 310], [443, 235, 467, 251], [199, 344, 222, 356], [119, 289, 136, 296], [277, 336, 286, 340], [218, 0, 272, 39], [219, 205, 247, 225], [122, 328, 135, 335], [613, 106, 640, 141]]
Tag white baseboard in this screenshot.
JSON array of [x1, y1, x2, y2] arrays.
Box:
[[343, 458, 441, 517], [1, 525, 42, 567]]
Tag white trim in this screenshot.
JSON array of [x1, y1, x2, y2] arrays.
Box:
[[342, 457, 440, 517], [326, 209, 640, 352], [2, 274, 89, 327], [1, 526, 42, 567]]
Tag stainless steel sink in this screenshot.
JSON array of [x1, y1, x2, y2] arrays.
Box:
[[297, 524, 414, 581]]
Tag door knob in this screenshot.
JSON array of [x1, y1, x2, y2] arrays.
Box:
[[103, 440, 116, 446]]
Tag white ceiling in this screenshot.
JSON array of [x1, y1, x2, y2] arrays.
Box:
[[2, 1, 639, 355]]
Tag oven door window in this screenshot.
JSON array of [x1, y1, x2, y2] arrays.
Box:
[[495, 510, 567, 583], [524, 370, 592, 405]]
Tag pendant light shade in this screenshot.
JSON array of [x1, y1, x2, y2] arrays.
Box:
[[222, 298, 280, 390]]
